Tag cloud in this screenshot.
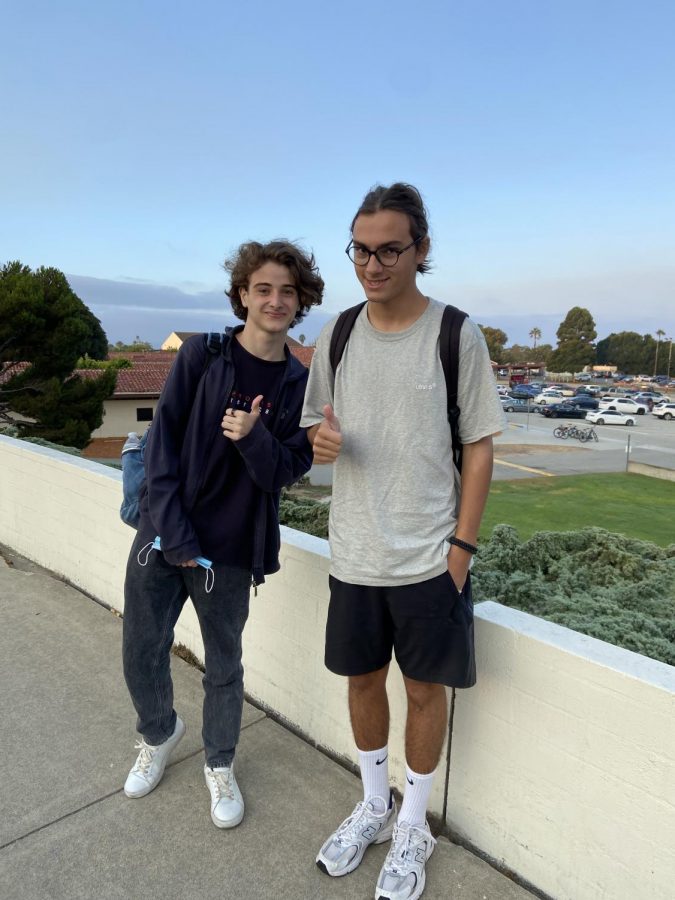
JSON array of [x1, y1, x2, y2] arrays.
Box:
[[68, 266, 675, 349], [448, 267, 675, 344], [67, 273, 334, 346]]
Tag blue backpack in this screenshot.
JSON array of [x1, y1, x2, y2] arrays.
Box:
[[119, 333, 223, 528], [120, 429, 150, 528]]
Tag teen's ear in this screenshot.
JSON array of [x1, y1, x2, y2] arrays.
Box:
[[417, 235, 431, 264], [239, 285, 249, 307]]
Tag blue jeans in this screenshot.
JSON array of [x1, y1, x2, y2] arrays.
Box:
[[123, 534, 251, 768]]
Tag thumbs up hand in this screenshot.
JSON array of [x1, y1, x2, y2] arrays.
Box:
[[323, 404, 341, 433], [311, 404, 343, 463], [222, 394, 263, 442]]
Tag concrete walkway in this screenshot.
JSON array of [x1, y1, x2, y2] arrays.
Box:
[[0, 549, 536, 900]]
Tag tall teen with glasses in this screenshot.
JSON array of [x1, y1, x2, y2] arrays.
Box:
[[301, 183, 505, 900]]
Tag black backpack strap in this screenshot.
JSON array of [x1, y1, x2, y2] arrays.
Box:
[[200, 332, 223, 376], [329, 302, 367, 375], [440, 305, 468, 472]]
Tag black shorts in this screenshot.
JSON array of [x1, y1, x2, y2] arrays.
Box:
[[325, 571, 476, 688]]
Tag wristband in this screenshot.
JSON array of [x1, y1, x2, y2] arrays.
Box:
[[448, 536, 478, 555]]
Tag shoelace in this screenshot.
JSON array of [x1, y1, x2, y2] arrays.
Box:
[[335, 801, 384, 844], [209, 769, 235, 801], [131, 740, 156, 776], [383, 823, 437, 875]]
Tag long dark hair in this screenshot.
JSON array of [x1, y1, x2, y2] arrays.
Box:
[[350, 183, 432, 274]]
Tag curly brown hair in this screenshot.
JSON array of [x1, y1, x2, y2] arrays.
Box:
[[224, 240, 324, 328]]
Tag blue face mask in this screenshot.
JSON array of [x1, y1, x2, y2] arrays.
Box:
[[137, 536, 215, 593]]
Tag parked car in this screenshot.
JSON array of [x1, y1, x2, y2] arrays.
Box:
[[509, 385, 539, 400], [534, 390, 565, 406], [634, 391, 664, 401], [540, 403, 587, 419], [598, 397, 646, 415], [586, 410, 636, 426], [652, 403, 675, 420], [501, 397, 533, 413], [546, 383, 575, 397], [497, 385, 510, 397], [601, 386, 629, 396], [567, 396, 599, 411], [575, 373, 592, 382]]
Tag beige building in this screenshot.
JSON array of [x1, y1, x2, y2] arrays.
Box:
[[160, 332, 199, 351]]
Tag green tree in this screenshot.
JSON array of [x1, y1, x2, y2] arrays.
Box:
[[478, 325, 508, 363], [529, 327, 541, 349], [108, 336, 154, 352], [548, 307, 597, 372], [0, 261, 115, 447], [654, 329, 666, 376], [595, 331, 655, 375]]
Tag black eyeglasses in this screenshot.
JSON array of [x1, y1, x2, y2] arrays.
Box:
[[345, 237, 422, 267]]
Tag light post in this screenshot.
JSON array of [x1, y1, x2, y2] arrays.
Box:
[[668, 337, 673, 381]]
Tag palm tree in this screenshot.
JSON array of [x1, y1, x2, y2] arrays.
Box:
[[529, 327, 541, 350], [654, 329, 666, 376]]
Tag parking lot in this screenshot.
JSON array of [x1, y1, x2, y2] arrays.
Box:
[[493, 408, 675, 479]]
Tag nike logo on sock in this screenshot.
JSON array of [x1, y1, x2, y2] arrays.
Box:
[[407, 776, 414, 785], [375, 755, 388, 766]]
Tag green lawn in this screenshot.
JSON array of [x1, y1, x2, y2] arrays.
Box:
[[481, 472, 675, 547]]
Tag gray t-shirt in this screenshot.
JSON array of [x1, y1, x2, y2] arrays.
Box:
[[301, 299, 506, 586]]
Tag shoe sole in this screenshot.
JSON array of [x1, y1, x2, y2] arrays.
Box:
[[123, 719, 186, 799], [316, 820, 395, 878], [210, 807, 245, 829]]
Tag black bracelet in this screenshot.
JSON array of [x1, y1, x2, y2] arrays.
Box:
[[448, 536, 478, 555]]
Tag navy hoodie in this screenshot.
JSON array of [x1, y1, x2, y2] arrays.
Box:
[[137, 328, 312, 585]]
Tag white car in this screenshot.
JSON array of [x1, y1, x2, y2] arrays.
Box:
[[534, 390, 565, 406], [586, 410, 635, 426], [598, 397, 646, 415], [653, 403, 675, 420], [547, 384, 575, 397]]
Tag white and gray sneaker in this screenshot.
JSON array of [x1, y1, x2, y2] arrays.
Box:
[[375, 820, 437, 900], [124, 717, 186, 798], [204, 764, 244, 828], [316, 793, 396, 877]]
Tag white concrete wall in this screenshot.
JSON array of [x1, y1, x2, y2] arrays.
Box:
[[448, 603, 675, 900], [91, 398, 158, 439], [1, 434, 673, 900]]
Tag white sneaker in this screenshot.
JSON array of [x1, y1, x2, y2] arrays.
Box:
[[316, 793, 396, 877], [204, 764, 244, 828], [375, 820, 436, 900], [123, 717, 186, 798]]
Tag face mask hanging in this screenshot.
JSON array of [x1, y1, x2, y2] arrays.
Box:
[[137, 536, 215, 593]]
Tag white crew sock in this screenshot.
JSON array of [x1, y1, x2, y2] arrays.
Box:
[[358, 746, 390, 812], [399, 763, 436, 826]]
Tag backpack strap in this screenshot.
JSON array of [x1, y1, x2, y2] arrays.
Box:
[[205, 332, 222, 356], [329, 302, 468, 471], [440, 305, 468, 473], [329, 302, 367, 375]]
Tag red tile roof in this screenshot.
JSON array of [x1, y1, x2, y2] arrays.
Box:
[[112, 361, 176, 396], [289, 346, 315, 367], [2, 344, 313, 400]]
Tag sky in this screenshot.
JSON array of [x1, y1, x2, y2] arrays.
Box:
[[2, 0, 674, 348]]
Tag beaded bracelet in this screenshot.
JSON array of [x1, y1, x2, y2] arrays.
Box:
[[448, 536, 478, 555]]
